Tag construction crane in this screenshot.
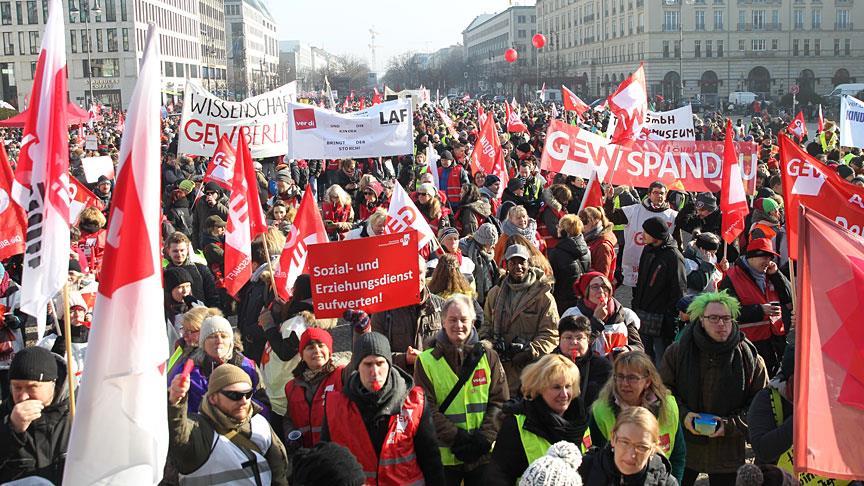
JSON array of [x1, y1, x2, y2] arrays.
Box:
[[368, 27, 380, 73]]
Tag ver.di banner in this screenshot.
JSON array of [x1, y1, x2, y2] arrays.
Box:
[[540, 119, 758, 193], [178, 81, 297, 157], [307, 231, 420, 318], [286, 99, 414, 159]]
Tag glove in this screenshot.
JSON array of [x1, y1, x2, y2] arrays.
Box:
[[511, 350, 534, 368], [450, 429, 475, 462], [471, 431, 492, 456], [343, 309, 370, 334], [3, 314, 22, 330]]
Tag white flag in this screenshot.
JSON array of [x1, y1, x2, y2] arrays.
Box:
[[839, 95, 864, 149], [384, 182, 436, 247], [426, 144, 441, 189], [64, 23, 169, 485]]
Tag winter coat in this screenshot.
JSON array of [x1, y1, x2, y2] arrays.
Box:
[[579, 444, 678, 486], [235, 261, 275, 364], [459, 237, 500, 306], [0, 354, 70, 484], [631, 236, 687, 334], [747, 385, 793, 465], [192, 197, 229, 249], [548, 234, 592, 311], [456, 199, 492, 237], [166, 203, 194, 239], [371, 289, 445, 372], [561, 299, 645, 354], [480, 268, 560, 395], [165, 258, 221, 309], [583, 222, 618, 282]]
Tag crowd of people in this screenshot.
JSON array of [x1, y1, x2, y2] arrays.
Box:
[[0, 92, 861, 486]]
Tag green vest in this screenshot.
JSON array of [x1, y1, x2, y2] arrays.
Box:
[[770, 389, 850, 486], [612, 195, 626, 232], [516, 414, 553, 466], [820, 132, 836, 153], [842, 153, 855, 166], [167, 345, 184, 372], [591, 397, 679, 458], [417, 348, 492, 466]]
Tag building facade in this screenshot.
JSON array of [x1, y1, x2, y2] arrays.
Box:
[[278, 40, 334, 94], [199, 0, 227, 97], [536, 0, 863, 108], [0, 0, 226, 110], [225, 0, 278, 100], [462, 5, 538, 99]]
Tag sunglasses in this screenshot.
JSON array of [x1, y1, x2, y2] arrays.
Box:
[[220, 389, 254, 401]]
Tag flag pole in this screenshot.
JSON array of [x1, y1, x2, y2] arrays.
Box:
[[62, 283, 77, 420]]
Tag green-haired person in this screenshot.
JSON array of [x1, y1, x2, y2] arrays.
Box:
[[658, 291, 768, 486]]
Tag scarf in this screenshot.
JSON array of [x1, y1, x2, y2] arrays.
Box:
[[520, 397, 588, 445], [676, 321, 749, 415], [200, 395, 253, 437], [345, 366, 410, 421], [298, 359, 338, 384], [500, 217, 538, 240], [582, 223, 603, 243], [740, 257, 768, 293]]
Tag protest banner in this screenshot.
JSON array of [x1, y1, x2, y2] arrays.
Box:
[[286, 99, 414, 159], [641, 105, 696, 140], [839, 95, 864, 149], [307, 231, 420, 318], [178, 81, 297, 157], [85, 134, 97, 150], [201, 135, 236, 189], [80, 155, 115, 183], [540, 119, 758, 193]]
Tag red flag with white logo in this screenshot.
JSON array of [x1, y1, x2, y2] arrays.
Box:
[[359, 97, 366, 110], [63, 23, 169, 484], [720, 119, 749, 244], [0, 143, 26, 260], [787, 111, 808, 141], [606, 63, 648, 145], [470, 112, 504, 175], [273, 186, 328, 301], [506, 102, 528, 133], [385, 182, 436, 248], [11, 0, 71, 340], [562, 85, 590, 116], [202, 135, 236, 189], [223, 134, 268, 296], [477, 101, 487, 126], [69, 176, 104, 222], [578, 169, 604, 213]]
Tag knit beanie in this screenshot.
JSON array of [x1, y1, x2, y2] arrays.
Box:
[[735, 464, 764, 486], [178, 180, 195, 193], [438, 226, 459, 241], [203, 181, 222, 194], [694, 192, 718, 212], [473, 222, 499, 246], [9, 347, 58, 382], [641, 216, 669, 240], [198, 315, 234, 348], [299, 327, 333, 354], [292, 442, 366, 486], [206, 363, 252, 396], [755, 197, 780, 214], [519, 441, 583, 486], [575, 271, 607, 298], [164, 266, 193, 292], [352, 331, 392, 367], [484, 174, 500, 188], [507, 177, 526, 192]]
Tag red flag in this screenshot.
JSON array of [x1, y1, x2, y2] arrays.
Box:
[[787, 111, 808, 141], [818, 104, 824, 133], [11, 0, 71, 340], [359, 97, 366, 110], [0, 143, 26, 260], [64, 23, 168, 484], [201, 135, 236, 189], [115, 112, 124, 131], [274, 186, 328, 301], [372, 88, 382, 105], [578, 169, 604, 213], [490, 151, 510, 199], [795, 207, 864, 478], [69, 176, 104, 222], [506, 102, 528, 133], [779, 135, 864, 259], [607, 63, 648, 144], [562, 85, 590, 116], [470, 112, 503, 175], [477, 101, 487, 126], [720, 119, 749, 244], [462, 94, 470, 101], [223, 134, 268, 296], [342, 97, 349, 111]]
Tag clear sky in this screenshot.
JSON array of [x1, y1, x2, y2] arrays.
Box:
[[270, 0, 525, 73]]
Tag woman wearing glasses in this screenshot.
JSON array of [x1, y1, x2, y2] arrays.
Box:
[[579, 406, 678, 486], [588, 351, 685, 483], [659, 291, 768, 486], [561, 272, 644, 357]]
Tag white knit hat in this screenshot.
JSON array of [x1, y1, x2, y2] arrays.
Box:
[[198, 316, 234, 349], [519, 441, 584, 486]]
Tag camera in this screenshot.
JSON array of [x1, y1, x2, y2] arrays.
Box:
[[493, 336, 529, 362]]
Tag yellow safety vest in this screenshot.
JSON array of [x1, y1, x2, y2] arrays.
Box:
[[591, 397, 679, 458], [613, 195, 626, 232], [515, 413, 591, 465], [417, 348, 492, 466]]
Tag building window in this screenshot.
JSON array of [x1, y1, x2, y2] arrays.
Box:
[[793, 39, 799, 56], [84, 58, 120, 77], [752, 10, 764, 29], [836, 9, 848, 29], [2, 31, 11, 55], [120, 0, 126, 21], [717, 40, 723, 57], [695, 40, 701, 57], [122, 27, 129, 51], [70, 29, 76, 53], [663, 10, 679, 31], [845, 38, 851, 56], [106, 27, 117, 52], [674, 39, 681, 57], [80, 29, 88, 53], [164, 61, 174, 77], [794, 9, 804, 29], [738, 39, 745, 50], [695, 10, 705, 30], [706, 39, 712, 57], [28, 30, 38, 53], [811, 9, 821, 29], [663, 40, 670, 58], [26, 0, 35, 23], [104, 0, 115, 21], [0, 1, 10, 25], [834, 38, 840, 55], [803, 39, 809, 55], [713, 9, 723, 29], [752, 39, 766, 51], [16, 31, 23, 54], [518, 29, 526, 38], [95, 28, 102, 52], [814, 38, 820, 55], [175, 62, 184, 77]]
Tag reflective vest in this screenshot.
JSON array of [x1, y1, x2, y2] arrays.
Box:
[[179, 413, 273, 486], [612, 195, 626, 232], [591, 397, 679, 458], [439, 164, 464, 205], [515, 414, 590, 466], [770, 389, 850, 486], [819, 132, 837, 153], [284, 367, 344, 448], [417, 348, 492, 466], [842, 153, 855, 166], [725, 264, 783, 342], [524, 177, 543, 201], [325, 386, 426, 486]]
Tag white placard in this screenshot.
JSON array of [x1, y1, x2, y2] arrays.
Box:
[[286, 99, 414, 159], [178, 80, 297, 157], [642, 105, 696, 140], [85, 134, 98, 150], [80, 155, 115, 183], [840, 95, 864, 149]]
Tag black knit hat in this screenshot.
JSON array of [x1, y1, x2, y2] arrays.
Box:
[[164, 266, 193, 291], [507, 177, 526, 192], [642, 216, 669, 240], [9, 347, 58, 382], [292, 442, 365, 486], [352, 331, 392, 368]]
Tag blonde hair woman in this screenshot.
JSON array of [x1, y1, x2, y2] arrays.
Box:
[[590, 351, 684, 483]]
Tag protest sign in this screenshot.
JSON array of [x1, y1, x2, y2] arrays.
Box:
[[307, 231, 420, 318], [839, 95, 864, 149], [178, 81, 297, 158], [80, 155, 115, 183], [540, 119, 758, 193], [85, 134, 97, 150], [642, 105, 696, 140], [286, 99, 414, 159], [68, 176, 103, 222]]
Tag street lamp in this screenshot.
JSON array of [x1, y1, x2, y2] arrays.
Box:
[[70, 0, 102, 106]]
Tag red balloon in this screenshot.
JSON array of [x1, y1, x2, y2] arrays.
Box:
[[532, 33, 547, 49], [504, 48, 518, 63]]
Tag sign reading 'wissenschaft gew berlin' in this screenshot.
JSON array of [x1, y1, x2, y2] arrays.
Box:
[[286, 100, 414, 159]]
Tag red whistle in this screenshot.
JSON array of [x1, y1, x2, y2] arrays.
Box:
[[571, 349, 579, 362], [371, 381, 382, 392], [182, 359, 194, 377]]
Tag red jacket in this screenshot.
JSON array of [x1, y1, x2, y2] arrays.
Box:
[[725, 264, 783, 342], [79, 229, 107, 276], [437, 164, 464, 205], [284, 366, 345, 448]]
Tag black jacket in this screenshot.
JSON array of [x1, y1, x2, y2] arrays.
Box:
[[235, 263, 273, 364], [747, 387, 793, 465], [579, 444, 678, 486], [0, 355, 71, 484], [548, 234, 592, 311], [632, 236, 686, 320], [166, 260, 220, 309], [192, 197, 229, 249]]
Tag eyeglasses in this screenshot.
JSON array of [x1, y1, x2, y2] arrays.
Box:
[[614, 437, 654, 455], [220, 389, 254, 401], [589, 283, 612, 293], [702, 315, 734, 324], [614, 373, 647, 384], [363, 191, 376, 196]]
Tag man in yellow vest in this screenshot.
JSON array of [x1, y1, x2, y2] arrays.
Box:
[[414, 294, 509, 485]]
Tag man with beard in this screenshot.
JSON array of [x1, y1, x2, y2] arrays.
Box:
[[480, 244, 559, 396], [168, 364, 289, 485]]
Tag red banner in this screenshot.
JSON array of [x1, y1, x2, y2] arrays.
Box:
[[540, 119, 758, 193], [779, 135, 864, 259], [307, 231, 420, 318]]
